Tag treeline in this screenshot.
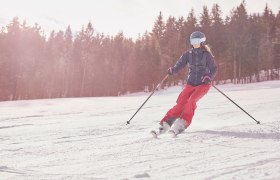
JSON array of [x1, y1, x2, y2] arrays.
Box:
[[0, 2, 280, 101]]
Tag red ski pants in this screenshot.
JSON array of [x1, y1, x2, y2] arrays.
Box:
[[160, 84, 210, 127]]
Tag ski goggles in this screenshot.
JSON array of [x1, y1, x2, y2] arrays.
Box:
[[190, 37, 206, 45]]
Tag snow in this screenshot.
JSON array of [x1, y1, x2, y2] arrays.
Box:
[[1, 80, 280, 179]]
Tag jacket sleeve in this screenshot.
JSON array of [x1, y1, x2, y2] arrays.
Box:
[[172, 52, 189, 74], [206, 53, 217, 80]]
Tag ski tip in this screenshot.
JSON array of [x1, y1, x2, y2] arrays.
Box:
[[150, 130, 158, 138], [168, 130, 177, 138]]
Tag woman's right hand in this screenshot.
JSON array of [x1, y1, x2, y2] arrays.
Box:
[[167, 67, 174, 75]]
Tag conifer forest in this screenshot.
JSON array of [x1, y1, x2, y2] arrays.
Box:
[[0, 2, 279, 100]]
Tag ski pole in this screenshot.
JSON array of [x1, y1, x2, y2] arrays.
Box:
[[126, 74, 169, 125], [211, 84, 260, 124]]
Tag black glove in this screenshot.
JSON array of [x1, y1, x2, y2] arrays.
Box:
[[167, 67, 174, 75], [202, 75, 211, 84]]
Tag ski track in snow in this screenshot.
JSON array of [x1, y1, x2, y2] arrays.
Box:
[[0, 81, 280, 179]]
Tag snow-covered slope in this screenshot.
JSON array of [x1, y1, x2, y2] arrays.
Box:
[[1, 81, 280, 179]]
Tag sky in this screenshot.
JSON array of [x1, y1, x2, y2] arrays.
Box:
[[0, 0, 279, 39]]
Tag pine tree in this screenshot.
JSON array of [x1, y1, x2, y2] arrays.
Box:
[[176, 16, 188, 53], [228, 1, 249, 83], [273, 11, 280, 78], [259, 4, 275, 80], [63, 25, 73, 97], [6, 17, 22, 100], [152, 11, 165, 46], [210, 4, 227, 81], [79, 22, 95, 96], [150, 12, 166, 85], [164, 16, 178, 69], [200, 6, 212, 31]]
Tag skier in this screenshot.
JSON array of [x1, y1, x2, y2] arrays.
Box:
[[154, 31, 217, 137]]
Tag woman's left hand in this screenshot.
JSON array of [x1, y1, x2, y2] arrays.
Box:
[[202, 76, 211, 84]]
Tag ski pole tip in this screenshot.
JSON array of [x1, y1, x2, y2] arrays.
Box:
[[126, 121, 130, 125], [257, 121, 261, 124]]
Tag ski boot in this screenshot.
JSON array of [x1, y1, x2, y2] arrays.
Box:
[[169, 118, 186, 137], [151, 122, 171, 138]]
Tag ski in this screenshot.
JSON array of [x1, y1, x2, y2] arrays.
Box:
[[150, 130, 166, 138], [168, 130, 178, 138], [150, 129, 179, 138], [150, 130, 158, 138], [150, 119, 185, 138]]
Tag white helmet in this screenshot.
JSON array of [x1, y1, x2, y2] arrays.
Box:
[[190, 31, 206, 45]]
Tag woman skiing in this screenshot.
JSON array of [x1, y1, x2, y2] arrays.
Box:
[[155, 31, 217, 137]]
